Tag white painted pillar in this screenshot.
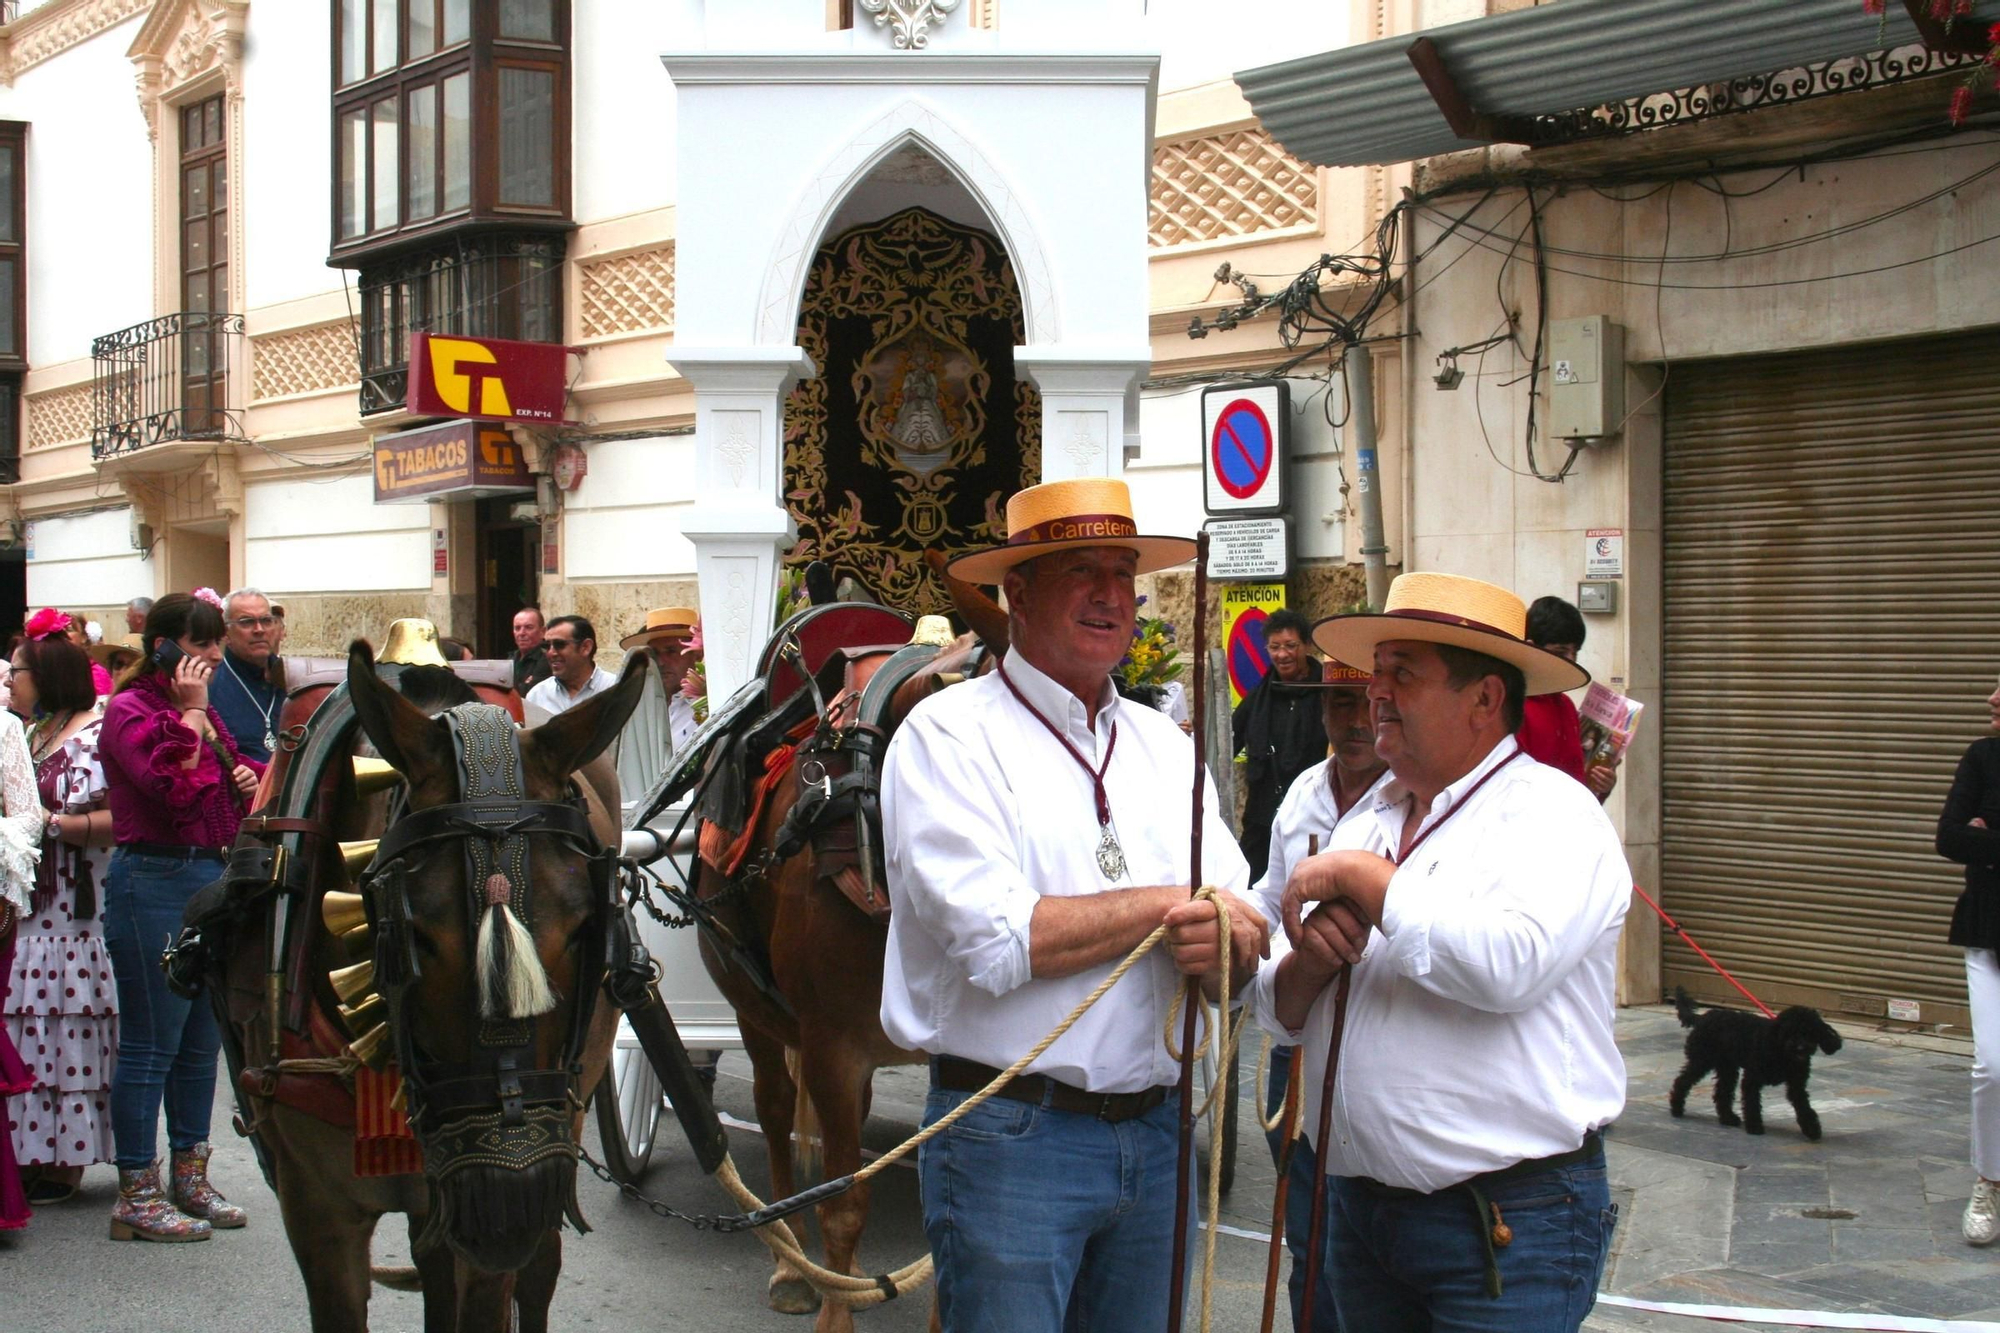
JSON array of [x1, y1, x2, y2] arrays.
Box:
[[1014, 348, 1152, 481], [663, 346, 814, 703]]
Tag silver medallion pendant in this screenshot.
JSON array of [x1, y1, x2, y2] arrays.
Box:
[[1095, 824, 1127, 880], [264, 730, 277, 754]]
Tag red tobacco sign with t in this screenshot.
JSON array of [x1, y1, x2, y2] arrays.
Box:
[[407, 331, 572, 424]]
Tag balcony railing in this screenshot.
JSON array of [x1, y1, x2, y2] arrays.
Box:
[[357, 234, 565, 415], [91, 312, 248, 459]]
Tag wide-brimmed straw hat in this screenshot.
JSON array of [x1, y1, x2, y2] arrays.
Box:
[[619, 606, 699, 651], [1312, 573, 1589, 696], [946, 478, 1196, 584]]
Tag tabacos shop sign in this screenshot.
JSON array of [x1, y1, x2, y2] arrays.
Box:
[[407, 332, 573, 423], [373, 419, 535, 503]]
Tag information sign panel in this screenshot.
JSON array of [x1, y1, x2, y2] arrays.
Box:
[[1221, 583, 1287, 706], [1205, 516, 1290, 580]]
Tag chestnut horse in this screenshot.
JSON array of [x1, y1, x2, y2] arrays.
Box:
[[693, 567, 1008, 1332], [208, 646, 646, 1330]]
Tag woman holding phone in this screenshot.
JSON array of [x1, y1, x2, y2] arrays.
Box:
[[97, 590, 261, 1243]]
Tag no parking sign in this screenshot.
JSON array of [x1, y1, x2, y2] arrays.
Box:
[[1203, 381, 1289, 515], [1222, 583, 1288, 706]]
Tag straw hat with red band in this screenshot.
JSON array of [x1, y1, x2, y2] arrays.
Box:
[[620, 605, 699, 651], [945, 478, 1196, 584], [1311, 572, 1589, 697]]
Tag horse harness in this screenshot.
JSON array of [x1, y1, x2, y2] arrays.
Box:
[[359, 703, 623, 1230]]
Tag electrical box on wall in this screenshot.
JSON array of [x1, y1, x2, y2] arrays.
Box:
[[1548, 316, 1625, 440]]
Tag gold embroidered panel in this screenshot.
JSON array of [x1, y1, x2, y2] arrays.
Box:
[[577, 243, 677, 340], [1149, 127, 1319, 251], [785, 207, 1041, 618], [25, 383, 93, 451], [250, 320, 360, 401]]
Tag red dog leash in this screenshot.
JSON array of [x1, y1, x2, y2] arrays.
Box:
[[1629, 883, 1775, 1019]]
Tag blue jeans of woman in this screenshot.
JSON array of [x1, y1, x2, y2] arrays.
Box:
[[918, 1080, 1190, 1333], [1326, 1149, 1617, 1333], [103, 848, 225, 1170]]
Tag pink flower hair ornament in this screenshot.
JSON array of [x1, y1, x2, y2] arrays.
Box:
[[192, 586, 225, 610], [23, 607, 71, 641]]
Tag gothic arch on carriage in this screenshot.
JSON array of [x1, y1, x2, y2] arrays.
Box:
[[664, 44, 1159, 701], [767, 107, 1055, 615]]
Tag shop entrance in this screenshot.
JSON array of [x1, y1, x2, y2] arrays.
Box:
[[475, 496, 537, 660]]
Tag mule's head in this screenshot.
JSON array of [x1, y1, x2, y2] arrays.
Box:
[[347, 640, 646, 1273]]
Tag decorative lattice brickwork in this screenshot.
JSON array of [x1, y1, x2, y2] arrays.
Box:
[[25, 384, 93, 451], [251, 320, 360, 402], [1149, 128, 1318, 250], [577, 243, 676, 340]]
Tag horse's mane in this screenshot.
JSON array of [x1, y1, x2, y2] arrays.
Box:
[[397, 664, 479, 715]]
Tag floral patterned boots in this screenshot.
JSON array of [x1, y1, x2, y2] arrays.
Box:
[[169, 1142, 248, 1229], [109, 1163, 210, 1243]]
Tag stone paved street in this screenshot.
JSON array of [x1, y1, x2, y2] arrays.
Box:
[[1, 1003, 1995, 1330]]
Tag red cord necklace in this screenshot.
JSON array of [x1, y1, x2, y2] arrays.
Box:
[[997, 659, 1127, 879]]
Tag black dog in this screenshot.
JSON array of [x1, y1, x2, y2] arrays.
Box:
[[1667, 988, 1844, 1140]]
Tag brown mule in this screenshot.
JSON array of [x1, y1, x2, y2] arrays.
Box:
[[211, 647, 646, 1331], [696, 566, 1008, 1333]]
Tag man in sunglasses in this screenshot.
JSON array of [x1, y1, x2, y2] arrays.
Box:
[[522, 615, 616, 725]]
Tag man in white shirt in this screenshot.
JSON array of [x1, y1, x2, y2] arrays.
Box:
[[522, 615, 617, 725], [619, 605, 702, 753], [1246, 572, 1630, 1333], [882, 477, 1268, 1333], [1255, 656, 1389, 1333]]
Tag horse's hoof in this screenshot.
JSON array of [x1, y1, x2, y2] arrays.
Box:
[[769, 1273, 822, 1315]]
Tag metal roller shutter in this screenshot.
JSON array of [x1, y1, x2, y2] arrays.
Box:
[[1662, 332, 2000, 1030]]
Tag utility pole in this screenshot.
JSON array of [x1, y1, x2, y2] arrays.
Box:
[[1347, 342, 1390, 609]]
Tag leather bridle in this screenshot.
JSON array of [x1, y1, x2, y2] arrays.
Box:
[[359, 702, 619, 1237]]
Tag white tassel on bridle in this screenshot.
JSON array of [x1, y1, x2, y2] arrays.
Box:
[[476, 873, 557, 1019]]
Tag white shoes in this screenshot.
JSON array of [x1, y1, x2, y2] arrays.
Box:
[[1965, 1178, 1999, 1247]]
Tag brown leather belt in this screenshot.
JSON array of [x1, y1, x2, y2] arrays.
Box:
[[931, 1055, 1170, 1124], [1356, 1130, 1604, 1199]]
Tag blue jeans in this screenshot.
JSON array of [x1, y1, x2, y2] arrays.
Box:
[[918, 1078, 1191, 1333], [1265, 1045, 1341, 1332], [1325, 1149, 1617, 1333], [103, 848, 226, 1170]]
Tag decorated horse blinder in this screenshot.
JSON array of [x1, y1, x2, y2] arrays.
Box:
[[359, 703, 619, 1227]]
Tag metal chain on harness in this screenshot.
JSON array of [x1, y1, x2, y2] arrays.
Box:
[[575, 1143, 752, 1233]]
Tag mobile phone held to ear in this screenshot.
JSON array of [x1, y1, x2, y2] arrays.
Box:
[[151, 640, 186, 673]]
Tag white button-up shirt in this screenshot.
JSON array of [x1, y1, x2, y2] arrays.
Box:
[[1247, 737, 1629, 1193], [524, 665, 617, 725], [882, 653, 1250, 1094]]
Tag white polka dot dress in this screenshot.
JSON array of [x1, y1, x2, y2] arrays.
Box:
[[6, 718, 115, 1170]]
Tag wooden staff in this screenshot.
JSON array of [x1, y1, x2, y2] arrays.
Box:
[[1258, 829, 1317, 1333], [1298, 960, 1352, 1333], [1167, 530, 1210, 1333]]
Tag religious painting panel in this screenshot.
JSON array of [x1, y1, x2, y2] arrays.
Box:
[[784, 206, 1041, 617]]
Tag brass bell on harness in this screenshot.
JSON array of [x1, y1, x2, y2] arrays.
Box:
[[329, 959, 375, 1006], [347, 1021, 393, 1071], [352, 756, 404, 796], [322, 890, 367, 936], [337, 992, 386, 1034], [341, 839, 380, 878]]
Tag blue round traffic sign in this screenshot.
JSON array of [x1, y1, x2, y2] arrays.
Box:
[[1211, 398, 1274, 501], [1227, 608, 1272, 699]]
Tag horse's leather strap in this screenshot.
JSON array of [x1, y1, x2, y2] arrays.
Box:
[[415, 1068, 574, 1123], [932, 1056, 1170, 1124], [238, 814, 331, 840]]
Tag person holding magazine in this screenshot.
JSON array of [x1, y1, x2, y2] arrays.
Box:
[[1516, 596, 1617, 800]]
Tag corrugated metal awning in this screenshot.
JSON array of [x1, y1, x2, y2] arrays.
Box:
[[1234, 0, 1999, 169]]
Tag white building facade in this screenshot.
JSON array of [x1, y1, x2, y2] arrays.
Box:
[[0, 0, 1384, 669]]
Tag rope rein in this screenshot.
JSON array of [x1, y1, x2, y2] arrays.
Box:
[[640, 886, 1251, 1314]]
